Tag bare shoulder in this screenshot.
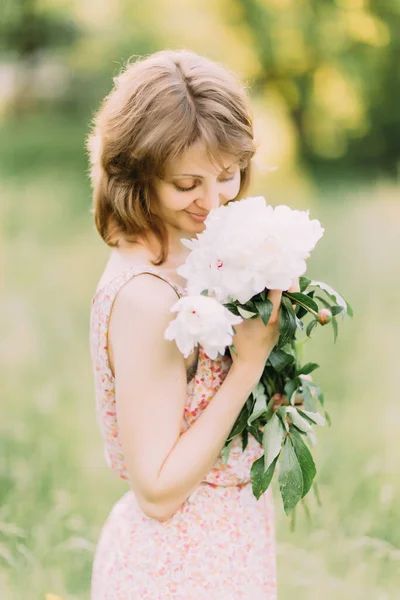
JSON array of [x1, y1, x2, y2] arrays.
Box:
[[113, 272, 180, 317], [108, 273, 182, 377]]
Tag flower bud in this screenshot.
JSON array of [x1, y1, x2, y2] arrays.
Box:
[[318, 308, 332, 325]]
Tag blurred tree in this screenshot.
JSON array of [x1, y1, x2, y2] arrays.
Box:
[[231, 0, 400, 174], [0, 0, 80, 113], [0, 0, 399, 174]]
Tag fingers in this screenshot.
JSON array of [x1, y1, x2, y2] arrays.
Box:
[[272, 392, 304, 412], [287, 278, 300, 310], [266, 289, 282, 322], [288, 277, 300, 293]]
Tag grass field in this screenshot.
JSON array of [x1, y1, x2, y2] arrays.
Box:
[[1, 114, 399, 599]]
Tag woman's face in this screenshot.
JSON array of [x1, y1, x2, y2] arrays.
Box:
[[151, 139, 241, 234]]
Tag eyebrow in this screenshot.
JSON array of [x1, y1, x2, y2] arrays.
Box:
[[171, 163, 237, 178]]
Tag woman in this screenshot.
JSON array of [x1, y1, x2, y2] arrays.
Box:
[[88, 49, 296, 599]]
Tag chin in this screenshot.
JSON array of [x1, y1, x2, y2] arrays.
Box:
[[180, 223, 205, 237]]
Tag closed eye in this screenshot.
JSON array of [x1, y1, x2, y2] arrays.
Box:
[[175, 183, 197, 192], [174, 176, 235, 193]]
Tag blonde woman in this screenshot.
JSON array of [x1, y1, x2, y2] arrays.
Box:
[[88, 49, 297, 599]]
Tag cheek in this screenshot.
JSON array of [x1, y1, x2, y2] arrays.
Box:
[[164, 190, 191, 211], [154, 183, 188, 212], [224, 175, 241, 200]]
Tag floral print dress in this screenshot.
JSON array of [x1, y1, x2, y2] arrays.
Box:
[[89, 265, 277, 599]]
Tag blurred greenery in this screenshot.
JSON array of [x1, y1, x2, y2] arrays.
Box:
[[1, 0, 400, 173], [1, 1, 400, 599]]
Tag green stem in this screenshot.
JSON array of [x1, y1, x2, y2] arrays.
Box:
[[289, 506, 297, 532], [294, 337, 310, 368]]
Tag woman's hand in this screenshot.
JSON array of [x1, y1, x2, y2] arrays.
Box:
[[287, 276, 300, 310], [272, 392, 305, 411], [229, 288, 282, 376], [228, 277, 301, 381]]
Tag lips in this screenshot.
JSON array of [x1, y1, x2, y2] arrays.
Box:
[[186, 211, 209, 217]]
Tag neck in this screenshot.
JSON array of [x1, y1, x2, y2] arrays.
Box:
[[117, 227, 193, 268]]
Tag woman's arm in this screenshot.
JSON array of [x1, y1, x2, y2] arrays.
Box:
[[109, 274, 270, 521]]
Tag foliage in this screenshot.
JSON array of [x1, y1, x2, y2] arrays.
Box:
[[221, 278, 352, 514], [0, 0, 399, 172], [231, 0, 400, 172], [0, 0, 80, 55]]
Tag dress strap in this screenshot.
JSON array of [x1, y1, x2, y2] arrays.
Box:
[[92, 264, 185, 304], [90, 264, 186, 383]]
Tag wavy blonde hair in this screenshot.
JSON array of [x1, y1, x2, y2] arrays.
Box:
[[86, 49, 256, 265]]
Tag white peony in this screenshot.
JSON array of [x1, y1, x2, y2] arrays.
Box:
[[178, 197, 324, 304], [164, 295, 242, 360]]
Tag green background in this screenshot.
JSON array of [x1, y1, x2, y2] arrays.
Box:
[[1, 1, 399, 598]]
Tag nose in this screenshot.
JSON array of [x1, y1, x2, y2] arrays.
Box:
[[196, 183, 220, 212]]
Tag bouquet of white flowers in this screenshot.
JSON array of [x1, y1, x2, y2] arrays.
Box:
[[165, 197, 353, 515]]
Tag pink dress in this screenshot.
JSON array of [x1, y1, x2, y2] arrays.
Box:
[[89, 265, 277, 599]]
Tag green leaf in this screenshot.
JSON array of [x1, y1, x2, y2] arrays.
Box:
[[299, 277, 311, 292], [309, 382, 325, 406], [290, 428, 317, 498], [241, 428, 249, 451], [224, 303, 241, 316], [286, 406, 314, 433], [278, 298, 297, 347], [248, 424, 263, 445], [301, 381, 332, 424], [306, 320, 318, 338], [261, 372, 275, 398], [331, 305, 344, 316], [268, 348, 295, 372], [324, 411, 332, 427], [246, 395, 254, 413], [276, 405, 290, 432], [278, 437, 304, 515], [227, 403, 249, 440], [248, 392, 267, 425], [282, 295, 297, 316], [299, 378, 316, 411], [266, 394, 277, 413], [237, 306, 257, 319], [296, 306, 307, 320], [252, 381, 265, 399], [284, 292, 319, 313], [244, 299, 257, 312], [297, 363, 319, 376], [263, 413, 285, 471], [254, 299, 273, 326], [284, 379, 299, 405], [200, 289, 209, 296], [314, 295, 332, 309], [298, 409, 326, 426], [278, 309, 292, 348], [296, 291, 315, 319], [310, 280, 353, 317], [251, 455, 278, 500], [221, 440, 233, 465]]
